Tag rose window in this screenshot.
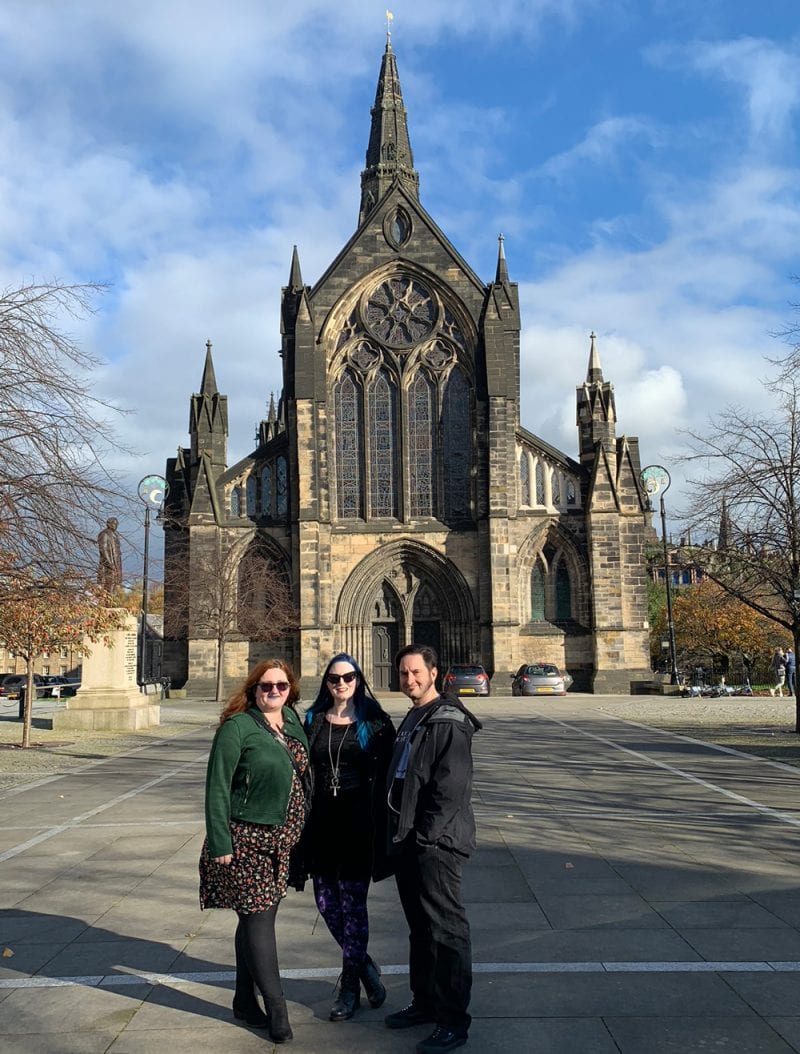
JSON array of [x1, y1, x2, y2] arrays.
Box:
[[364, 277, 436, 348]]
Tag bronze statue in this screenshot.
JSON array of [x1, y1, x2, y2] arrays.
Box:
[[97, 517, 122, 592]]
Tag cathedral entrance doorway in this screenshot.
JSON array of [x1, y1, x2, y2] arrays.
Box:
[[335, 540, 478, 694], [372, 623, 399, 691]]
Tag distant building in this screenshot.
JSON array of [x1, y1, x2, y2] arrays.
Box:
[[162, 39, 652, 695]]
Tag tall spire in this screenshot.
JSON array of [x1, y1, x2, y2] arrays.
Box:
[[359, 36, 419, 224], [586, 331, 603, 384], [288, 245, 303, 292], [200, 338, 218, 396], [495, 233, 509, 283]]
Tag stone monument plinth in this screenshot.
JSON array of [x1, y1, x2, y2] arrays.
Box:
[[53, 612, 160, 731]]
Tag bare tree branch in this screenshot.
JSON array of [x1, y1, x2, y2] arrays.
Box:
[[0, 281, 134, 596]]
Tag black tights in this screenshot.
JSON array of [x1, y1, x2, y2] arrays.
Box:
[[234, 903, 283, 1009]]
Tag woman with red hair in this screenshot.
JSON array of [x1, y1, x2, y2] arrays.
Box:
[[199, 658, 308, 1044]]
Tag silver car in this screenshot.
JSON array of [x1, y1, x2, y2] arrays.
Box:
[[443, 663, 491, 697], [511, 663, 573, 696]]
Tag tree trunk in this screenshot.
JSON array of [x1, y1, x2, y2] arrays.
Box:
[[21, 661, 34, 749], [215, 636, 225, 702]]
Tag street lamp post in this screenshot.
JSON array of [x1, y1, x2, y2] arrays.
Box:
[[137, 475, 168, 689], [641, 465, 680, 686]]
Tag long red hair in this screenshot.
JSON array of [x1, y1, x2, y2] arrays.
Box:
[[218, 658, 300, 726]]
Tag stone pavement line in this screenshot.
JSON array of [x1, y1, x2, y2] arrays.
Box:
[[3, 960, 800, 991], [600, 710, 800, 775], [537, 713, 800, 829], [0, 749, 208, 863], [0, 720, 215, 801]]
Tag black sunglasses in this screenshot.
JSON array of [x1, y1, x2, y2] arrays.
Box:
[[257, 681, 290, 692], [326, 671, 357, 685]]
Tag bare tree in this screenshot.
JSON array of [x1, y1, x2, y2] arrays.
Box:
[[678, 374, 800, 727], [0, 281, 132, 598], [165, 531, 297, 700]]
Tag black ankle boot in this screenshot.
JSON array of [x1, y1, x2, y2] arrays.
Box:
[[330, 965, 361, 1021], [232, 996, 270, 1028], [359, 955, 386, 1008], [266, 996, 293, 1043]]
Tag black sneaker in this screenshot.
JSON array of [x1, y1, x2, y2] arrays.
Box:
[[416, 1025, 469, 1053], [385, 1002, 435, 1029]]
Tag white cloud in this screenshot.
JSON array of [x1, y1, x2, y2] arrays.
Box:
[[650, 36, 800, 146], [538, 116, 661, 181]]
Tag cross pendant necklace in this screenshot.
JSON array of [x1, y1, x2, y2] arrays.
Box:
[[327, 720, 350, 798]]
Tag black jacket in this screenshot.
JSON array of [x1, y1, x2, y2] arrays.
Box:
[[387, 694, 481, 856]]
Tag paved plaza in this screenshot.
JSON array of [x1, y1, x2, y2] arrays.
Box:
[[1, 694, 800, 1052]]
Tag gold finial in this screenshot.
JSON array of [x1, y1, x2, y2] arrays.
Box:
[[386, 9, 394, 38]]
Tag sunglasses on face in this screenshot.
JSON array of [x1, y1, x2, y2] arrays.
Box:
[[256, 681, 290, 693], [326, 671, 357, 686]]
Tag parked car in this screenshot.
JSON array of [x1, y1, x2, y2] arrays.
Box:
[[512, 663, 573, 696], [443, 663, 491, 697], [0, 674, 47, 699], [42, 675, 80, 698]]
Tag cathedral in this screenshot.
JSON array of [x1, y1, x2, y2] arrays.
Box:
[[162, 39, 652, 696]]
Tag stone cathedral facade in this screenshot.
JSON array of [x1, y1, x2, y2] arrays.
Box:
[[162, 40, 652, 696]]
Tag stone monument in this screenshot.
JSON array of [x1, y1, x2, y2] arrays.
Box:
[[53, 519, 159, 731]]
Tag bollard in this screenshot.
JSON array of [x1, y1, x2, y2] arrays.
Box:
[[17, 685, 25, 721]]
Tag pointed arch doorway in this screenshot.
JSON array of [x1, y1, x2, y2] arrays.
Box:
[[336, 540, 478, 690]]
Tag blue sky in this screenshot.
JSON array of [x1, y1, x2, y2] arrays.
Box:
[[1, 1, 798, 563]]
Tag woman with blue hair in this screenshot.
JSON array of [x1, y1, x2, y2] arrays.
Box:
[[303, 652, 396, 1022]]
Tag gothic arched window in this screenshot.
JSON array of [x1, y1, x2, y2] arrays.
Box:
[[231, 486, 242, 518], [368, 369, 398, 518], [566, 479, 576, 505], [555, 562, 571, 620], [531, 564, 546, 621], [334, 370, 364, 518], [276, 455, 288, 518], [261, 466, 273, 516], [442, 368, 471, 521], [535, 462, 545, 505], [246, 476, 257, 516], [552, 472, 561, 507], [409, 372, 435, 517], [519, 451, 530, 507]]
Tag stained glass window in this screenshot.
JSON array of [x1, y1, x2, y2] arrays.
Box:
[[535, 462, 545, 505], [368, 370, 398, 518], [552, 472, 561, 507], [276, 455, 288, 518], [336, 308, 360, 350], [566, 479, 576, 505], [231, 486, 242, 518], [442, 307, 466, 349], [409, 372, 435, 516], [365, 277, 436, 347], [531, 564, 545, 621], [261, 466, 272, 516], [519, 451, 530, 506], [442, 368, 471, 521], [246, 476, 257, 516], [555, 562, 571, 620], [334, 371, 363, 518], [389, 207, 411, 246]]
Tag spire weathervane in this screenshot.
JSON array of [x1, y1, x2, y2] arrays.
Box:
[[386, 9, 393, 38]]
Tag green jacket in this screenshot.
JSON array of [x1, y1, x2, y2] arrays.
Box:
[[204, 706, 309, 858]]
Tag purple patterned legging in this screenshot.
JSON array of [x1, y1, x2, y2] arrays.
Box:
[[313, 876, 370, 967]]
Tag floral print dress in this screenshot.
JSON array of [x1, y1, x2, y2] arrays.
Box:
[[199, 737, 307, 913]]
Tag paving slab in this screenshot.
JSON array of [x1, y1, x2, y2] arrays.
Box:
[[2, 695, 800, 1053]]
